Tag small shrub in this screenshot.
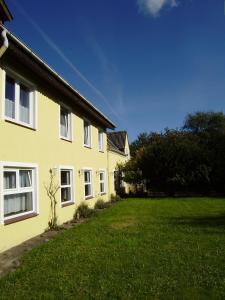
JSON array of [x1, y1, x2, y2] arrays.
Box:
[[110, 194, 121, 203], [94, 199, 110, 209], [74, 203, 94, 220]]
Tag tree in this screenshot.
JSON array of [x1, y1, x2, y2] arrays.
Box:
[[124, 111, 225, 195], [183, 111, 225, 134], [130, 132, 151, 157]]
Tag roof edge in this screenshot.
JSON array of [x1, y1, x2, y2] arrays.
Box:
[[3, 26, 116, 129], [0, 0, 13, 22]]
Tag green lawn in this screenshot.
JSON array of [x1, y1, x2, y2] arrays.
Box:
[[1, 198, 225, 299]]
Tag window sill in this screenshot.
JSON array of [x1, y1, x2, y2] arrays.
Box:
[[60, 136, 72, 143], [61, 201, 74, 208], [100, 192, 107, 196], [5, 118, 36, 131], [99, 150, 104, 153], [85, 196, 94, 200], [4, 212, 38, 225], [84, 144, 92, 149]]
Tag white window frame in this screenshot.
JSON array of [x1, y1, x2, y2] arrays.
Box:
[[98, 130, 104, 152], [83, 119, 92, 148], [0, 162, 38, 224], [59, 105, 72, 142], [2, 70, 37, 130], [83, 168, 93, 199], [99, 169, 106, 194], [59, 166, 74, 206]]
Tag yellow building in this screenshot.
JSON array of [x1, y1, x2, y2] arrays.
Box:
[[0, 1, 130, 253]]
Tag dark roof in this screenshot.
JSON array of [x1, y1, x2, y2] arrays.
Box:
[[3, 29, 116, 130], [107, 131, 127, 154], [0, 0, 13, 23]]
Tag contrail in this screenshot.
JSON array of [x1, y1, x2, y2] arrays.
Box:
[[9, 0, 122, 122]]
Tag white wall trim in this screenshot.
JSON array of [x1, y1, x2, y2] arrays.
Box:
[[0, 161, 39, 223]]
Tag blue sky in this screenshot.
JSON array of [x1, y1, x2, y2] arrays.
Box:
[[5, 0, 225, 141]]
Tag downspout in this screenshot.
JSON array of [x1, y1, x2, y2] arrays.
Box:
[[0, 28, 8, 58]]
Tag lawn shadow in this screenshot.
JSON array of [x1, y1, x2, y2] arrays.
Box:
[[168, 213, 225, 232]]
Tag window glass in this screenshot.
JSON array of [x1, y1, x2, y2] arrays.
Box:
[[85, 184, 91, 197], [61, 187, 71, 203], [4, 171, 16, 189], [4, 192, 33, 217], [3, 166, 36, 220], [84, 170, 90, 183], [61, 170, 70, 185], [60, 107, 71, 140], [4, 74, 35, 128], [84, 121, 90, 146], [84, 170, 92, 197], [20, 170, 32, 188], [5, 76, 15, 119], [100, 171, 105, 194], [60, 169, 73, 203], [19, 84, 30, 124], [98, 131, 103, 151]]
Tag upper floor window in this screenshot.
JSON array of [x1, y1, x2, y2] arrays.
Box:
[[84, 120, 91, 147], [98, 130, 104, 152], [2, 164, 37, 222], [5, 74, 36, 129], [60, 106, 72, 141]]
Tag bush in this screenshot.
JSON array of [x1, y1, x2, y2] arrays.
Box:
[[74, 203, 94, 220], [110, 194, 121, 203], [94, 199, 110, 209]]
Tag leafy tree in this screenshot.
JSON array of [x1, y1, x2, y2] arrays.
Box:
[[125, 112, 225, 195], [130, 132, 151, 157], [183, 111, 225, 134]]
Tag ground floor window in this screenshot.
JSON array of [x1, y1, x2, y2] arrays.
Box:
[[99, 170, 106, 194], [2, 164, 37, 221], [84, 169, 92, 198], [60, 168, 74, 204]]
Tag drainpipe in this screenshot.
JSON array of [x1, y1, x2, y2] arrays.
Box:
[[0, 28, 8, 58]]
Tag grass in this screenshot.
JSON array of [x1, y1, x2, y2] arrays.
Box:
[[1, 198, 225, 299]]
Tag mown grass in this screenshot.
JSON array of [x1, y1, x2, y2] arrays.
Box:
[[0, 198, 225, 299]]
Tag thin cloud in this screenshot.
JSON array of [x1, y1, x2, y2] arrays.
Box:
[[137, 0, 178, 17], [86, 35, 126, 115], [9, 0, 123, 122]]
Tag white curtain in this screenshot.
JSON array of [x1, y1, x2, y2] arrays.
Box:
[[4, 192, 33, 217], [61, 187, 71, 202], [5, 98, 15, 119], [84, 123, 89, 145], [60, 110, 68, 137], [20, 170, 32, 187], [19, 86, 30, 124], [98, 132, 103, 150], [4, 172, 16, 189]]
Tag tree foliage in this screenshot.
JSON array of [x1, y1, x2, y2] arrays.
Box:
[[124, 112, 225, 195]]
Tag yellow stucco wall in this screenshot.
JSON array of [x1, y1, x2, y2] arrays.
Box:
[[0, 65, 117, 253], [107, 135, 130, 195]]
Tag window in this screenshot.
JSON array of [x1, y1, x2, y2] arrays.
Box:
[[98, 130, 104, 152], [84, 170, 92, 198], [84, 120, 91, 147], [60, 168, 74, 205], [99, 171, 106, 194], [60, 106, 72, 141], [2, 165, 37, 221], [5, 74, 36, 128]]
